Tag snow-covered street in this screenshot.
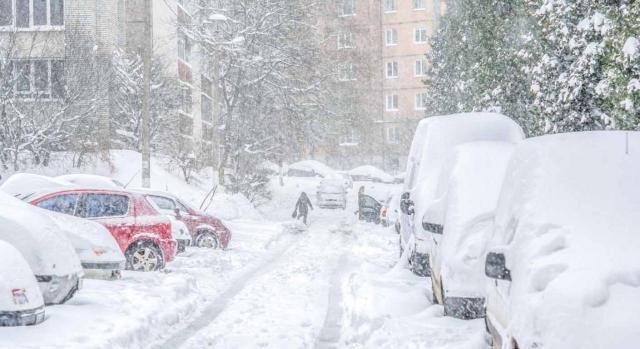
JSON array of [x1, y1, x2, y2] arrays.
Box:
[[0, 180, 486, 349]]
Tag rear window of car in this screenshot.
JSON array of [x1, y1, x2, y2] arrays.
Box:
[[79, 193, 129, 218], [148, 195, 175, 211], [36, 194, 79, 215]]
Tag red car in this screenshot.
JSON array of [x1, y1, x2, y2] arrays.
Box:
[[23, 189, 176, 272], [133, 189, 231, 249]]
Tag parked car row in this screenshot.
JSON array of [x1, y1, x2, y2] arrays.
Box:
[[0, 174, 231, 327], [397, 112, 640, 348]]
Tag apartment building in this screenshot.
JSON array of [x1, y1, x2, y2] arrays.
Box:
[[321, 0, 446, 173], [380, 0, 445, 171]]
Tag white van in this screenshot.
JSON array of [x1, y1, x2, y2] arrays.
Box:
[[400, 113, 524, 276], [423, 142, 514, 319], [0, 240, 45, 326], [485, 132, 640, 349]]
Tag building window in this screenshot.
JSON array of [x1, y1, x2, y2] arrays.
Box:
[[386, 126, 400, 144], [413, 0, 425, 10], [339, 63, 356, 81], [385, 94, 398, 111], [340, 0, 355, 16], [2, 0, 65, 28], [385, 61, 398, 79], [0, 0, 12, 26], [414, 28, 428, 43], [178, 34, 191, 63], [337, 32, 354, 49], [384, 0, 396, 12], [415, 58, 427, 76], [11, 59, 64, 99], [415, 92, 428, 110], [385, 28, 398, 46], [341, 128, 359, 145], [201, 75, 213, 123], [180, 86, 192, 114]]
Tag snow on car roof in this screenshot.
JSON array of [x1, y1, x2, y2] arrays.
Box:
[[0, 192, 81, 276], [288, 160, 335, 177], [1, 173, 74, 198], [492, 131, 640, 348], [348, 165, 395, 183], [56, 174, 124, 190]]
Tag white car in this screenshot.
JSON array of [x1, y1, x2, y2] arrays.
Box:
[[0, 240, 46, 327], [287, 160, 335, 178], [0, 192, 83, 305], [423, 142, 514, 319], [316, 179, 347, 209], [348, 165, 395, 183], [2, 174, 126, 279], [167, 215, 191, 254], [400, 113, 524, 276], [485, 132, 640, 349]]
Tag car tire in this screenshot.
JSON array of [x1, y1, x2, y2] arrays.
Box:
[[59, 280, 80, 304], [196, 231, 219, 249], [126, 241, 164, 272]]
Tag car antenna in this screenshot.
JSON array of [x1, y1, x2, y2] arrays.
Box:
[[124, 169, 141, 189]]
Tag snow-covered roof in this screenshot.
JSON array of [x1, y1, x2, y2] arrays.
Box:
[[1, 173, 73, 197], [287, 160, 335, 177], [56, 174, 124, 190], [491, 131, 640, 348], [348, 165, 394, 183]]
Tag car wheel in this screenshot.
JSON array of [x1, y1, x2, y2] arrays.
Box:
[[126, 241, 164, 272], [196, 231, 219, 249], [59, 280, 80, 304]]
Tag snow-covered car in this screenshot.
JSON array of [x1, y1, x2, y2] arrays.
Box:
[[348, 165, 395, 183], [316, 179, 347, 209], [133, 189, 232, 249], [484, 131, 640, 349], [56, 174, 125, 189], [44, 212, 125, 279], [167, 215, 191, 254], [400, 112, 524, 276], [2, 174, 126, 279], [0, 192, 83, 305], [287, 160, 335, 178], [424, 142, 514, 319], [0, 240, 46, 327]]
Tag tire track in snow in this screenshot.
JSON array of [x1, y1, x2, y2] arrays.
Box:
[[149, 231, 301, 349], [315, 253, 351, 349]]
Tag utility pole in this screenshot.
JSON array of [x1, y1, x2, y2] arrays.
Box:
[[141, 0, 153, 188]]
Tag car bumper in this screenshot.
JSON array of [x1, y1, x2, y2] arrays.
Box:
[[159, 239, 177, 263], [0, 306, 45, 327], [36, 274, 81, 305], [81, 261, 125, 280], [444, 297, 485, 319]]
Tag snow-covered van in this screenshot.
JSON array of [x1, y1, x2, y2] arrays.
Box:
[[424, 142, 514, 319], [0, 192, 83, 305], [316, 178, 347, 209], [1, 174, 126, 279], [0, 240, 46, 327], [400, 113, 524, 276], [484, 132, 640, 349]]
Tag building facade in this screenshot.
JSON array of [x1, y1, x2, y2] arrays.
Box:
[[320, 0, 446, 173]]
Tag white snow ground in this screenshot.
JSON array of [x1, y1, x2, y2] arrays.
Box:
[[0, 175, 487, 349]]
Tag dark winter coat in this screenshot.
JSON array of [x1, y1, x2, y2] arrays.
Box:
[[294, 193, 313, 216]]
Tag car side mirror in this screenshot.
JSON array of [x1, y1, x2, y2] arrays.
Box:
[[422, 221, 443, 234], [174, 208, 181, 217], [485, 252, 511, 281]]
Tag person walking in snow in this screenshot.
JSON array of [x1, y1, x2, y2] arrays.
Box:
[[293, 192, 313, 225]]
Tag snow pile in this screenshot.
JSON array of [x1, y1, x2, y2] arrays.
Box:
[[348, 165, 395, 183], [490, 131, 640, 348], [56, 174, 124, 189], [622, 37, 639, 59], [1, 173, 72, 197], [287, 160, 335, 178]]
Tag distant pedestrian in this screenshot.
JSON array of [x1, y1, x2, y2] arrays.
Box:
[[293, 192, 313, 225]]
